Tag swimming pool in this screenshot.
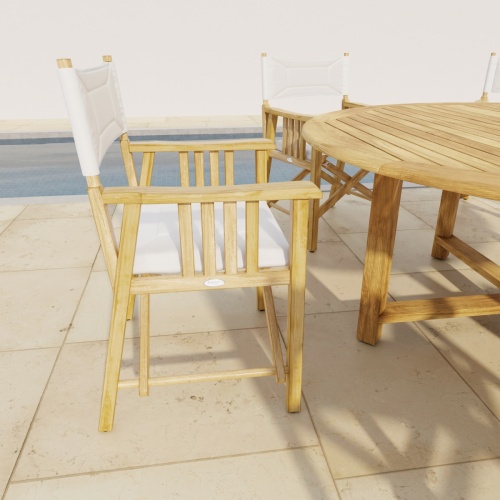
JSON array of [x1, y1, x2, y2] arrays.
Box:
[[0, 134, 374, 198]]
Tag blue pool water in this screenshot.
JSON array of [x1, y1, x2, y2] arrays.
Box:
[[0, 134, 374, 198]]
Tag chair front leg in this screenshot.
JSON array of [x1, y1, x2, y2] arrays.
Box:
[[286, 199, 309, 412], [99, 204, 141, 432]]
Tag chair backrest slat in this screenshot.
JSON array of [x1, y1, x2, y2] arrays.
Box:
[[224, 151, 235, 186], [179, 152, 190, 187], [209, 151, 220, 186], [178, 204, 195, 277], [223, 202, 238, 275], [245, 201, 259, 273], [201, 203, 217, 275], [195, 152, 205, 186]]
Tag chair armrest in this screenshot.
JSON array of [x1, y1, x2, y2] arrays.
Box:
[[128, 138, 275, 153], [101, 181, 322, 205], [342, 99, 367, 109], [263, 106, 315, 122]]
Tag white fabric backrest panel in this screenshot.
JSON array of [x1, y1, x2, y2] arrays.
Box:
[[134, 201, 289, 275], [58, 63, 127, 176], [262, 55, 348, 106], [492, 58, 500, 94], [483, 54, 497, 93]]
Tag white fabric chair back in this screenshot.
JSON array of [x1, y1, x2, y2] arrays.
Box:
[[58, 61, 127, 176], [261, 53, 349, 115], [483, 52, 500, 97]]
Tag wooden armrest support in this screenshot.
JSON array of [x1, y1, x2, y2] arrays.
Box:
[[101, 181, 322, 205], [129, 138, 275, 153], [379, 161, 500, 200]]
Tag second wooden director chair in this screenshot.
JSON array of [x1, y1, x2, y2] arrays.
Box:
[[261, 52, 370, 251]]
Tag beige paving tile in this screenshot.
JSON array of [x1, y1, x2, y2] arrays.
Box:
[[388, 268, 500, 302], [271, 203, 341, 243], [17, 202, 92, 219], [417, 314, 500, 420], [0, 220, 12, 235], [400, 187, 443, 203], [0, 348, 58, 497], [273, 241, 365, 316], [341, 228, 470, 275], [0, 205, 26, 222], [479, 197, 500, 210], [336, 458, 500, 500], [68, 271, 268, 343], [6, 447, 337, 500], [322, 197, 430, 235], [0, 217, 99, 271], [295, 311, 500, 478], [403, 197, 500, 243], [13, 334, 318, 480], [1, 268, 90, 350]]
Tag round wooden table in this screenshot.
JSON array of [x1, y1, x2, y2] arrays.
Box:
[[302, 102, 500, 345]]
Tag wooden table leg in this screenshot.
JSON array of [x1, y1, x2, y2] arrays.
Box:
[[357, 175, 403, 345], [431, 190, 461, 260]]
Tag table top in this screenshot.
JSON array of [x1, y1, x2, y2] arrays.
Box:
[[302, 102, 500, 199]]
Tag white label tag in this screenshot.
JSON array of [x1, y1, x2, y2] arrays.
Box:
[[203, 279, 225, 287]]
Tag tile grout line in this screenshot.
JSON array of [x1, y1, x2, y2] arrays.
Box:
[[6, 445, 323, 487], [414, 319, 500, 427], [2, 262, 95, 500]]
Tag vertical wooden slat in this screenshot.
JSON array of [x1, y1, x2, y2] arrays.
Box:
[[209, 151, 220, 186], [255, 150, 267, 183], [201, 203, 216, 275], [180, 152, 190, 187], [292, 119, 300, 158], [120, 133, 138, 186], [286, 198, 309, 413], [282, 118, 288, 154], [245, 201, 259, 273], [139, 152, 155, 186], [223, 202, 238, 274], [299, 121, 307, 160], [286, 118, 294, 156], [195, 151, 204, 186], [178, 204, 195, 277], [225, 151, 234, 186]]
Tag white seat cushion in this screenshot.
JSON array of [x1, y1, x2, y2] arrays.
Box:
[[133, 201, 289, 275]]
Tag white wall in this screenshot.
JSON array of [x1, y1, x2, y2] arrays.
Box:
[[1, 0, 499, 119]]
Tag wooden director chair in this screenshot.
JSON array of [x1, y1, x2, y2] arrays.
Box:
[[57, 56, 321, 432], [261, 52, 370, 251]]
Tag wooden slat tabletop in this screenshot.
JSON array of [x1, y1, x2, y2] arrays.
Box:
[[302, 102, 500, 199]]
